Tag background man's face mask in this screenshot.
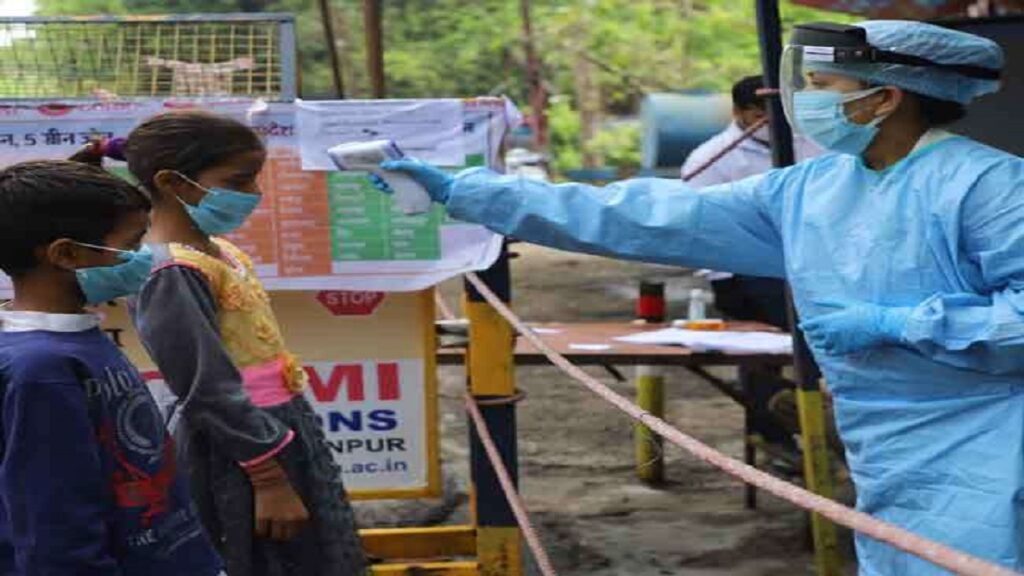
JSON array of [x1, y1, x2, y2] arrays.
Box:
[[791, 87, 889, 155]]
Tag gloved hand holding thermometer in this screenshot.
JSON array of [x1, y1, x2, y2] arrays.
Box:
[[327, 140, 441, 215]]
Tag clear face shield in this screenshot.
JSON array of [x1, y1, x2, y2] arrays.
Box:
[[779, 44, 806, 128], [780, 22, 1001, 132], [780, 23, 879, 131]]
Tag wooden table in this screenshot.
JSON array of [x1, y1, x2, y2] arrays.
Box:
[[438, 321, 790, 366], [438, 321, 797, 508]]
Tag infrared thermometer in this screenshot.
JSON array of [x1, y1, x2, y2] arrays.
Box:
[[327, 140, 433, 215]]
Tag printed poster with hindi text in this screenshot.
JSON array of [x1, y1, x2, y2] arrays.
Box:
[[0, 97, 514, 297]]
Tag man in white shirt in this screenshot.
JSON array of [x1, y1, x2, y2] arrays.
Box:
[[682, 75, 822, 186], [682, 75, 822, 329]]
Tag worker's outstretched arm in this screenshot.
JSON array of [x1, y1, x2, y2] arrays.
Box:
[[378, 159, 788, 278], [449, 169, 785, 277]]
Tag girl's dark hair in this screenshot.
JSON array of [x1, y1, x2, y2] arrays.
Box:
[[124, 110, 264, 190], [915, 93, 967, 127]]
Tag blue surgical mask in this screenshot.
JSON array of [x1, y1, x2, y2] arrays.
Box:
[[74, 243, 154, 305], [175, 172, 262, 236], [791, 87, 889, 156]]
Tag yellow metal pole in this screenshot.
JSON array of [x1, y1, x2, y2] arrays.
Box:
[[797, 383, 842, 576], [370, 561, 479, 575], [634, 281, 665, 483], [464, 248, 523, 576], [635, 366, 664, 483]]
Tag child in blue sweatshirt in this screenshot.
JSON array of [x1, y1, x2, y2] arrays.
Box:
[[0, 160, 223, 575]]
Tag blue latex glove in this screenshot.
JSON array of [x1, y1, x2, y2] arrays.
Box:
[[800, 302, 913, 356], [372, 158, 454, 204]]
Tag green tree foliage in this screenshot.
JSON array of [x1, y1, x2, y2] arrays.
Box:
[[28, 0, 849, 169], [33, 0, 849, 100], [547, 96, 583, 173]]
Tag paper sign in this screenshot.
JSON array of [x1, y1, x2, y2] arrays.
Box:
[[303, 359, 428, 491], [296, 99, 465, 170], [0, 100, 162, 162]]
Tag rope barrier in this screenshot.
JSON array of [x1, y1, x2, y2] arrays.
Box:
[[464, 393, 559, 576], [682, 117, 769, 182], [435, 291, 457, 321], [464, 271, 1020, 576]]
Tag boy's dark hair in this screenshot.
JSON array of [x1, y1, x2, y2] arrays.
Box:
[[733, 75, 766, 110], [0, 160, 151, 277], [124, 110, 264, 190]]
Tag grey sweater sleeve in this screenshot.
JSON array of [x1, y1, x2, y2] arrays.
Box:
[[133, 264, 292, 464]]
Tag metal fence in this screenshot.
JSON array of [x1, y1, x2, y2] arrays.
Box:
[[0, 14, 296, 100]]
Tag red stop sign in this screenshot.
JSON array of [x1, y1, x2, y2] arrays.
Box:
[[316, 291, 386, 316]]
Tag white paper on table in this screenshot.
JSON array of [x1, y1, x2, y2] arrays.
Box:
[[615, 328, 792, 355], [569, 343, 613, 351], [296, 99, 465, 170]]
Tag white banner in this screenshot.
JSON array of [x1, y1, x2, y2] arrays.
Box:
[[295, 99, 466, 170], [0, 98, 515, 298], [0, 100, 162, 162]]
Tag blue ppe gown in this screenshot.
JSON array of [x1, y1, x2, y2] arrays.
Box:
[[444, 135, 1023, 575]]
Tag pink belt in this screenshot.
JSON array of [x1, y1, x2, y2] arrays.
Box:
[[241, 357, 298, 408]]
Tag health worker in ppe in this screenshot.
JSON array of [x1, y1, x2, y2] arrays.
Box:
[[373, 20, 1022, 575]]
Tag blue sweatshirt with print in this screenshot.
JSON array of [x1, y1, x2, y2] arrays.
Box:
[[0, 325, 222, 576]]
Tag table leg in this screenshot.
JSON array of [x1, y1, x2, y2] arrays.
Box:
[[740, 366, 757, 510], [635, 365, 665, 484]]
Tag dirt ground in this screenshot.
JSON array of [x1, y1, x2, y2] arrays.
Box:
[[358, 243, 858, 575]]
